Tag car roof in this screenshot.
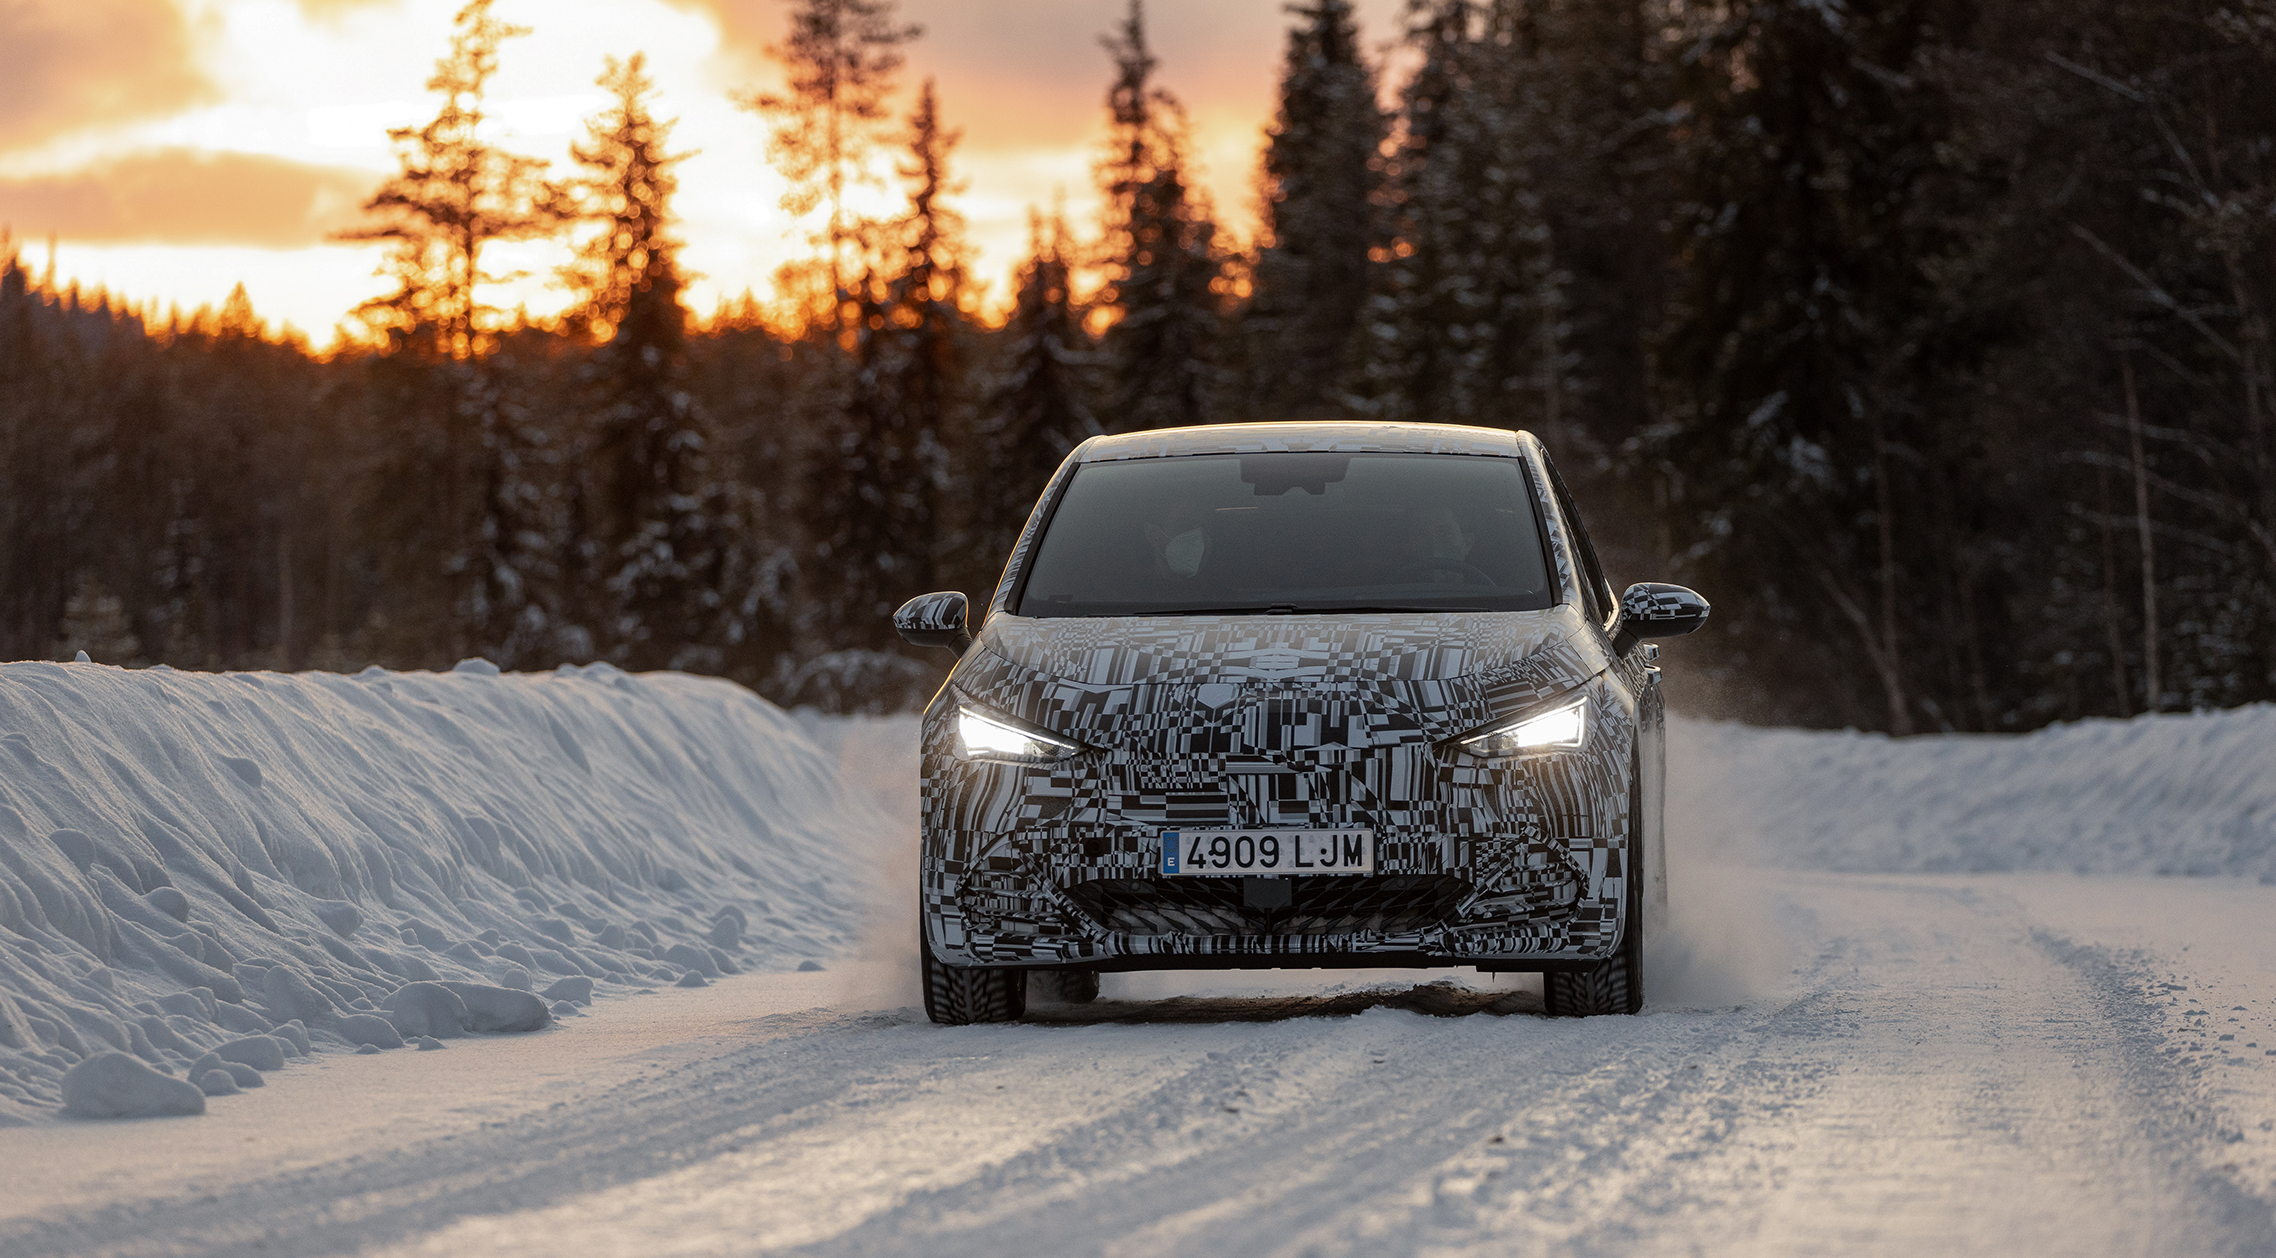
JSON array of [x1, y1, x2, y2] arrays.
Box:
[[1075, 421, 1527, 462]]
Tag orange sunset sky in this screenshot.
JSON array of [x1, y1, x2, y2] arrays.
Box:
[[0, 0, 1411, 342]]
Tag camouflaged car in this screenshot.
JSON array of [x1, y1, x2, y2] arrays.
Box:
[[892, 422, 1709, 1024]]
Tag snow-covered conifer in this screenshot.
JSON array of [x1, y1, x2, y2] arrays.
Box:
[[1096, 1, 1227, 432], [970, 211, 1100, 579], [562, 54, 747, 671], [1244, 0, 1385, 418]]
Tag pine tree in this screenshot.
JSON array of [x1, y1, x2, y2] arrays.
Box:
[[1245, 0, 1385, 418], [1367, 1, 1486, 423], [738, 0, 922, 335], [1495, 0, 1671, 452], [1096, 0, 1226, 432], [0, 242, 77, 658], [563, 54, 746, 670], [1366, 0, 1560, 430], [465, 330, 562, 668], [875, 76, 969, 486], [972, 211, 1099, 588], [800, 78, 971, 677], [1651, 0, 1972, 734], [338, 0, 560, 661], [342, 0, 557, 360]]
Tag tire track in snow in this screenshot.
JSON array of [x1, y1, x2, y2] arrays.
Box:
[[375, 1019, 1274, 1256], [11, 877, 2275, 1257], [773, 992, 1811, 1258], [0, 1010, 943, 1258], [1416, 879, 2276, 1258], [2028, 930, 2276, 1251]]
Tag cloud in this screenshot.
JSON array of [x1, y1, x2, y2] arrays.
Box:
[[0, 148, 381, 246], [662, 0, 1405, 161], [0, 0, 219, 149]]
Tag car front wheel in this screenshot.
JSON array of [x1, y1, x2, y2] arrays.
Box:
[[1544, 751, 1646, 1017], [920, 928, 1028, 1025]]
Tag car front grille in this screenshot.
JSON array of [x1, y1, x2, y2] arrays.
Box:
[[1060, 874, 1467, 938]]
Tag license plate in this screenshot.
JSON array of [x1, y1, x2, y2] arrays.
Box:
[[1160, 829, 1374, 877]]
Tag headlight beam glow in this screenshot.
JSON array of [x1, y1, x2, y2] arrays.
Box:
[[955, 703, 1081, 765], [1458, 697, 1588, 757]]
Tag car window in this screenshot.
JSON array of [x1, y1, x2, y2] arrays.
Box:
[[1540, 452, 1614, 627], [1016, 452, 1556, 617]]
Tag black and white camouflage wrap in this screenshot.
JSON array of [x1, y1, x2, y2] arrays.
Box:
[[927, 424, 1662, 971], [893, 590, 971, 636], [1619, 582, 1711, 630]]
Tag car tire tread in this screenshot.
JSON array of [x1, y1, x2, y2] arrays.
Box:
[[1544, 746, 1647, 1018], [921, 930, 1027, 1025]]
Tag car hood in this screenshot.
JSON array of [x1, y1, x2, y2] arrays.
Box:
[[953, 608, 1603, 750]]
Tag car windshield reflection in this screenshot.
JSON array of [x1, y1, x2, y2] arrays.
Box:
[[1017, 452, 1556, 617]]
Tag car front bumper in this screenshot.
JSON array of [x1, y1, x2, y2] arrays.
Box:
[[919, 708, 1638, 972]]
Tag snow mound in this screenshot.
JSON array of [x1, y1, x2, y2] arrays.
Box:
[[61, 1051, 204, 1119], [1673, 705, 2276, 877], [0, 661, 873, 1119]]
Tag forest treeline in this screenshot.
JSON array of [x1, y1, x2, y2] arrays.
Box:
[[3, 0, 2273, 731]]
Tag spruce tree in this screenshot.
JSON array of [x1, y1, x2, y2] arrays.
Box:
[[972, 211, 1099, 587], [1096, 0, 1225, 432], [792, 77, 973, 702], [1651, 0, 1971, 734], [1245, 0, 1385, 418], [338, 0, 559, 661], [343, 0, 557, 360], [463, 331, 561, 667], [564, 54, 745, 671], [1365, 0, 1560, 430], [738, 0, 922, 335], [0, 244, 78, 659]]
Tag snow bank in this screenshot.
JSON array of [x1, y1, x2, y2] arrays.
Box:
[[0, 660, 871, 1123], [1672, 705, 2276, 878]]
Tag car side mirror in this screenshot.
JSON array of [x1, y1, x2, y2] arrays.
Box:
[[893, 591, 973, 654], [1613, 582, 1710, 657]]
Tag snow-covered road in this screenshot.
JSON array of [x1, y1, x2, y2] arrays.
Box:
[[6, 870, 2275, 1257], [7, 686, 2276, 1256]]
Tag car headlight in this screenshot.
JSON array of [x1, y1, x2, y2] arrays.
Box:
[[1457, 697, 1587, 757], [954, 699, 1082, 765]]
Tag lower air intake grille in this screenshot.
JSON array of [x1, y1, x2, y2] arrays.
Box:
[[1061, 875, 1466, 937]]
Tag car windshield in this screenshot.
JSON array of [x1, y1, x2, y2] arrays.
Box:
[[1015, 452, 1556, 617]]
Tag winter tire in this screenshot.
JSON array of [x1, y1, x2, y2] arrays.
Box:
[[1031, 970, 1101, 1004], [921, 928, 1027, 1025], [1544, 751, 1647, 1017]]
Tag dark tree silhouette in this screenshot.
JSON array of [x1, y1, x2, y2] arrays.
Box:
[[337, 0, 560, 659], [1651, 0, 1978, 735], [563, 54, 747, 670], [342, 0, 557, 359], [1245, 0, 1384, 418], [971, 210, 1098, 590], [1096, 1, 1225, 432], [738, 0, 922, 335], [796, 78, 971, 690]]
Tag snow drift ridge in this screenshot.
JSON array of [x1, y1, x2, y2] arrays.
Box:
[[0, 660, 870, 1123], [1671, 705, 2276, 878]]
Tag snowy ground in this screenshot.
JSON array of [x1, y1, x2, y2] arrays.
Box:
[[4, 673, 2275, 1255]]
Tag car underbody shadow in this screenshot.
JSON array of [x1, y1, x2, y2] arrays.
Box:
[[1021, 979, 1545, 1025]]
